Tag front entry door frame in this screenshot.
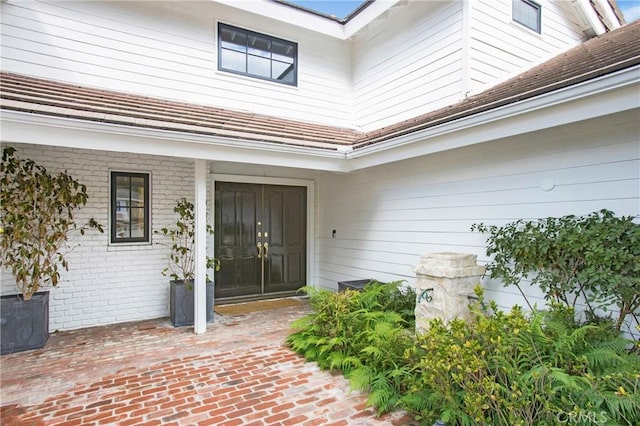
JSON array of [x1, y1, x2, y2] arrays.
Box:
[[211, 174, 316, 294]]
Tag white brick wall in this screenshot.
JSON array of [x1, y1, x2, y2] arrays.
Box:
[[1, 143, 195, 331]]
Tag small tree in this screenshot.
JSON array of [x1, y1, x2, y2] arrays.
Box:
[[155, 198, 219, 282], [472, 210, 640, 331], [0, 147, 103, 300]]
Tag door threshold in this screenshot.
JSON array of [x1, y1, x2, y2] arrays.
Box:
[[215, 291, 305, 306]]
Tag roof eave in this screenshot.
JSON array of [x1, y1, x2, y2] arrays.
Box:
[[0, 109, 350, 172], [345, 65, 640, 171]]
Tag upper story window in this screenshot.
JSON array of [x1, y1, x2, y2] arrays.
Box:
[[218, 23, 298, 86], [111, 171, 150, 244], [513, 0, 541, 33]]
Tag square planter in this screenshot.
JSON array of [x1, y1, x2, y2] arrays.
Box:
[[170, 280, 214, 327], [1, 291, 50, 355]]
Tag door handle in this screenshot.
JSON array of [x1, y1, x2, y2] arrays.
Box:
[[263, 242, 269, 259], [257, 241, 262, 258]]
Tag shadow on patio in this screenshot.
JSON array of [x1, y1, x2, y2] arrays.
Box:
[[0, 301, 416, 425]]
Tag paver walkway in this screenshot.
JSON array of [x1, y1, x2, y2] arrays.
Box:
[[0, 301, 417, 425]]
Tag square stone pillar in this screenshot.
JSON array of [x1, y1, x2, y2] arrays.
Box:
[[413, 252, 485, 333]]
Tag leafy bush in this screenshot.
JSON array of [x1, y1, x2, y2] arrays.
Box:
[[403, 287, 640, 425], [472, 210, 640, 332], [154, 198, 219, 283], [1, 147, 103, 299], [287, 280, 416, 412], [288, 282, 639, 425]]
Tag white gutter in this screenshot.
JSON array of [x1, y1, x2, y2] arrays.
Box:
[[0, 111, 350, 172]]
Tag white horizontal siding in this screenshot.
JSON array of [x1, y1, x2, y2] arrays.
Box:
[[468, 0, 586, 92], [352, 1, 464, 131], [317, 110, 640, 312], [0, 0, 353, 127]]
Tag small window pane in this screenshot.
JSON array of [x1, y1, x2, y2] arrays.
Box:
[[272, 61, 294, 82], [130, 177, 145, 207], [248, 55, 271, 78], [248, 35, 271, 57], [272, 41, 294, 60], [130, 208, 145, 238], [221, 49, 247, 73], [220, 28, 247, 52]]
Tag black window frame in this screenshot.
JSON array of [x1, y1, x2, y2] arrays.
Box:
[[512, 0, 542, 34], [217, 22, 298, 86], [110, 171, 150, 244]]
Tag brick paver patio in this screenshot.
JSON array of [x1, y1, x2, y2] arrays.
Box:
[[0, 301, 416, 425]]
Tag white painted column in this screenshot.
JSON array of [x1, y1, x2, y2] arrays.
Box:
[[193, 159, 207, 334]]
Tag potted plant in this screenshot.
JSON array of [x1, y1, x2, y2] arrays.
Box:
[[0, 147, 103, 354], [156, 198, 219, 327]]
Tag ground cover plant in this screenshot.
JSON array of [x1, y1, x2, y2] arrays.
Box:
[[287, 280, 416, 413], [403, 287, 640, 425], [288, 278, 639, 423]]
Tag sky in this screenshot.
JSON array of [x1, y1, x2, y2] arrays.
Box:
[[287, 1, 365, 19], [618, 0, 640, 22], [289, 0, 640, 22]]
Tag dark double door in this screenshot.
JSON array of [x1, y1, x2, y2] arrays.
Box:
[[214, 182, 307, 300]]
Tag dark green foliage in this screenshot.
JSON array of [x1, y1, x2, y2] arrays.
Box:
[[154, 198, 219, 282], [1, 147, 103, 299], [289, 282, 640, 425], [403, 287, 640, 425], [287, 280, 416, 413], [472, 210, 640, 332]]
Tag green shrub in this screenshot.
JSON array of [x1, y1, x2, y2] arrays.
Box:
[[403, 287, 640, 425], [287, 280, 416, 413], [288, 282, 639, 425], [472, 210, 640, 332]]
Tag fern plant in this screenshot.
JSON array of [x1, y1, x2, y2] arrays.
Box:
[[287, 280, 416, 413]]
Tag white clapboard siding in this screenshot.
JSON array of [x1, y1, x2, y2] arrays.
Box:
[[0, 0, 353, 127], [468, 0, 585, 91], [316, 111, 640, 312], [352, 1, 464, 131]]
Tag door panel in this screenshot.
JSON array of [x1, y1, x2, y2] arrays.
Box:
[[215, 182, 306, 300], [263, 185, 306, 294], [215, 183, 261, 299]]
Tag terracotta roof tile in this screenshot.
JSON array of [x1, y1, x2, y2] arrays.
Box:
[[1, 20, 638, 151]]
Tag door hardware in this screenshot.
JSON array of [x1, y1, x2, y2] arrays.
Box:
[[257, 241, 263, 258], [263, 242, 269, 258]]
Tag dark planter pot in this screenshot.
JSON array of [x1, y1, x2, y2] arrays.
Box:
[[1, 291, 50, 355], [169, 280, 214, 327]]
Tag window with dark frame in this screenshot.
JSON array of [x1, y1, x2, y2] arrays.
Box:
[[218, 23, 298, 86], [110, 172, 150, 244], [513, 0, 541, 33]]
